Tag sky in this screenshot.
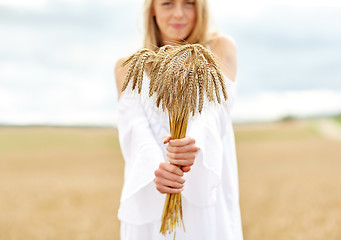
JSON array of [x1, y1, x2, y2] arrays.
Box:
[[0, 0, 341, 125]]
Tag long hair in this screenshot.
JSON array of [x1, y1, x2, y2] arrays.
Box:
[[143, 0, 213, 50]]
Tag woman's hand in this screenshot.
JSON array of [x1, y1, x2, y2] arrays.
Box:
[[154, 162, 185, 194], [164, 135, 199, 173], [154, 135, 199, 194]]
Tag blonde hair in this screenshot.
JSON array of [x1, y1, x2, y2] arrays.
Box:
[[143, 0, 213, 50]]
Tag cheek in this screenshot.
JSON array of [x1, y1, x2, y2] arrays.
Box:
[[157, 13, 169, 27], [154, 15, 165, 30], [153, 6, 165, 25], [188, 8, 196, 24], [189, 11, 197, 29]]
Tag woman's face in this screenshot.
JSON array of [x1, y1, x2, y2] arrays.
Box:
[[153, 0, 197, 45]]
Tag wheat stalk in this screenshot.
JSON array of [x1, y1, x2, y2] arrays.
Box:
[[121, 43, 228, 237]]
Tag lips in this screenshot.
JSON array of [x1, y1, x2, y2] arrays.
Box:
[[170, 24, 186, 29]]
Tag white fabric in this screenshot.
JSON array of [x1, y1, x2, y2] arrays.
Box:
[[117, 73, 243, 240]]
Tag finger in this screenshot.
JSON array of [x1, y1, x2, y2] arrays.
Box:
[[162, 162, 184, 177], [169, 137, 195, 147], [181, 166, 191, 173], [163, 135, 171, 144], [154, 177, 184, 189], [167, 151, 197, 160], [156, 185, 184, 194], [168, 158, 195, 167], [156, 170, 185, 184], [155, 164, 185, 183], [167, 144, 199, 154]]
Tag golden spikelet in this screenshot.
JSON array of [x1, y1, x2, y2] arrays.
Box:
[[121, 43, 228, 237], [136, 52, 153, 93], [187, 63, 196, 116], [214, 65, 228, 101], [206, 69, 214, 102], [122, 49, 155, 93]]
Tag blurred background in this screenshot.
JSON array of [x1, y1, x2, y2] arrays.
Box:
[[1, 0, 341, 125], [0, 0, 340, 239]]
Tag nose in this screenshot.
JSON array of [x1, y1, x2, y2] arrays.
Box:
[[173, 4, 184, 18]]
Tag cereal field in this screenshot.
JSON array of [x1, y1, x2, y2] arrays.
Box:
[[0, 119, 340, 240]]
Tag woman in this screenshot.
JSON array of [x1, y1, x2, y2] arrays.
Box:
[[115, 0, 242, 239]]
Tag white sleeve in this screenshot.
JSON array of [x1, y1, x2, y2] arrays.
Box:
[[117, 91, 165, 225], [182, 78, 237, 207], [182, 104, 225, 206]]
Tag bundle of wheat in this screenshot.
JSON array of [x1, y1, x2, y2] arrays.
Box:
[[122, 43, 227, 237]]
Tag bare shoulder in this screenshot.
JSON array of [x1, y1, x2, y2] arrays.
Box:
[[208, 35, 237, 82], [210, 35, 236, 48], [114, 57, 129, 99]]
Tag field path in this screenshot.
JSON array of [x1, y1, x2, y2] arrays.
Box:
[[317, 118, 341, 141]]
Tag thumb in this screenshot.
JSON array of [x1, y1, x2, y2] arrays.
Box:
[[163, 135, 171, 144]]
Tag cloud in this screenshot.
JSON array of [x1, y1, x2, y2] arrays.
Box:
[[1, 0, 340, 126], [232, 90, 341, 122], [0, 0, 49, 11], [273, 0, 341, 7]]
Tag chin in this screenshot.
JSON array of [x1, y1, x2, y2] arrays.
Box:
[[163, 31, 192, 44], [171, 33, 191, 42]]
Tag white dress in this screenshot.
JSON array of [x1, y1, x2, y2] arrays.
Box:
[[117, 73, 243, 240]]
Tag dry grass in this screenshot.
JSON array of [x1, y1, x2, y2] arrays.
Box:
[[0, 120, 340, 240], [236, 120, 341, 240], [0, 127, 124, 240]]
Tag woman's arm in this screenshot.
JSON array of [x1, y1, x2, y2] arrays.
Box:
[[115, 57, 168, 224], [154, 136, 199, 194], [116, 56, 199, 195], [114, 57, 129, 99]]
